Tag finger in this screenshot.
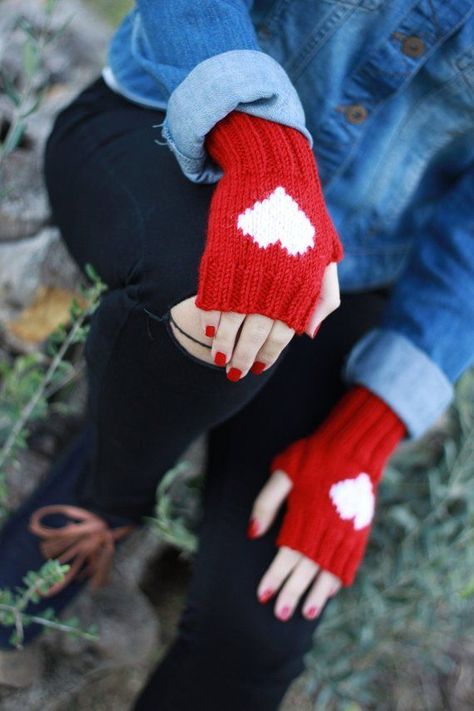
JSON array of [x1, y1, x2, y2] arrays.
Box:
[[247, 470, 292, 538], [305, 262, 341, 338], [211, 311, 246, 369], [274, 555, 320, 621], [250, 319, 295, 375], [227, 314, 274, 379], [256, 546, 302, 606], [301, 568, 341, 620], [195, 301, 221, 339]]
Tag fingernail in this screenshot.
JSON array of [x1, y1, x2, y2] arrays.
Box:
[[227, 367, 242, 382], [205, 325, 216, 338], [305, 605, 320, 619], [277, 605, 292, 621], [251, 361, 266, 375], [247, 518, 260, 539], [311, 324, 321, 339], [258, 588, 274, 604], [214, 351, 227, 366]]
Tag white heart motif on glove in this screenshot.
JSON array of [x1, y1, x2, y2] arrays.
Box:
[[329, 472, 375, 530], [237, 185, 315, 256]]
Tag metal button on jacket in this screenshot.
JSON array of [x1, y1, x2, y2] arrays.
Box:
[[402, 35, 425, 57], [345, 104, 368, 124]]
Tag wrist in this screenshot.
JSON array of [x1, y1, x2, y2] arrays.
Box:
[[205, 110, 316, 178], [273, 386, 406, 482], [317, 386, 406, 472]]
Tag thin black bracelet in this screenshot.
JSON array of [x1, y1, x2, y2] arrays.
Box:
[[168, 311, 212, 350], [144, 305, 213, 350]]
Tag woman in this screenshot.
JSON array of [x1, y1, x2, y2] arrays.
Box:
[[1, 2, 473, 709]]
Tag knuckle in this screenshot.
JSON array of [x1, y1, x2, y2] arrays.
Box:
[[269, 333, 289, 349], [283, 583, 304, 599], [214, 329, 234, 347], [247, 328, 268, 345], [225, 312, 244, 325], [258, 348, 278, 364], [233, 353, 254, 369], [243, 344, 259, 360], [251, 320, 272, 336]]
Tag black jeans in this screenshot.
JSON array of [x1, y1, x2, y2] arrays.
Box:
[[43, 75, 388, 710]]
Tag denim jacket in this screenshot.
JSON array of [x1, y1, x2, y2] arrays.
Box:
[[102, 1, 474, 439]]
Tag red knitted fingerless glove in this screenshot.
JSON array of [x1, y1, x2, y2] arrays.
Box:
[[271, 386, 406, 586], [195, 111, 343, 334]]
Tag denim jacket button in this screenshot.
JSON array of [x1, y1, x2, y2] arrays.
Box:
[[345, 104, 368, 124], [402, 35, 425, 58]]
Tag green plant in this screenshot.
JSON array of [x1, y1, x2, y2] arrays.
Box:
[[86, 0, 133, 27], [0, 264, 107, 515], [149, 460, 202, 555], [0, 0, 72, 188], [0, 561, 99, 649]]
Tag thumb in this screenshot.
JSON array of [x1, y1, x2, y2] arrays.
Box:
[[247, 470, 293, 538], [304, 262, 341, 338]]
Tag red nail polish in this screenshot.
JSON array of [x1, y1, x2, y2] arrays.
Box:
[[305, 606, 320, 619], [205, 325, 216, 338], [311, 324, 321, 339], [214, 351, 227, 366], [258, 588, 274, 604], [251, 361, 266, 375], [278, 605, 292, 621], [247, 518, 260, 539], [227, 367, 242, 382]]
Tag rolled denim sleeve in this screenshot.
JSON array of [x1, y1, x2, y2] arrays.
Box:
[[343, 165, 474, 439], [136, 0, 311, 183]]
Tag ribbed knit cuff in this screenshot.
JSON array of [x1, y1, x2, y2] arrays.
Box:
[[206, 110, 315, 176], [317, 386, 407, 472], [196, 246, 329, 330]]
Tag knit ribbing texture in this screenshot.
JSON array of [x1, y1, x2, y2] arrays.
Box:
[[271, 386, 407, 586], [195, 111, 343, 333]]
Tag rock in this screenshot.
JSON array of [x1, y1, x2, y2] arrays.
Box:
[[0, 151, 49, 242], [0, 229, 55, 315], [3, 446, 51, 512], [0, 227, 83, 323], [0, 1, 101, 259], [0, 647, 42, 689]]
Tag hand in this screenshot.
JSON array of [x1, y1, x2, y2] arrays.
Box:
[[195, 111, 344, 335], [196, 261, 340, 380], [247, 387, 406, 620], [248, 469, 342, 622]]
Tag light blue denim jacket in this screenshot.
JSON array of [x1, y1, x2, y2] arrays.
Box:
[[102, 1, 474, 439]]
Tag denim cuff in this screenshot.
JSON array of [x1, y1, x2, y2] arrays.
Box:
[[342, 328, 454, 439], [161, 49, 313, 184]]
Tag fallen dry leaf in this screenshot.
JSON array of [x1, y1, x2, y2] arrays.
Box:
[[5, 285, 89, 344]]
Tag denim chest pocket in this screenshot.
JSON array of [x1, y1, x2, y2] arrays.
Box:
[[255, 0, 385, 80], [295, 1, 474, 186]]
